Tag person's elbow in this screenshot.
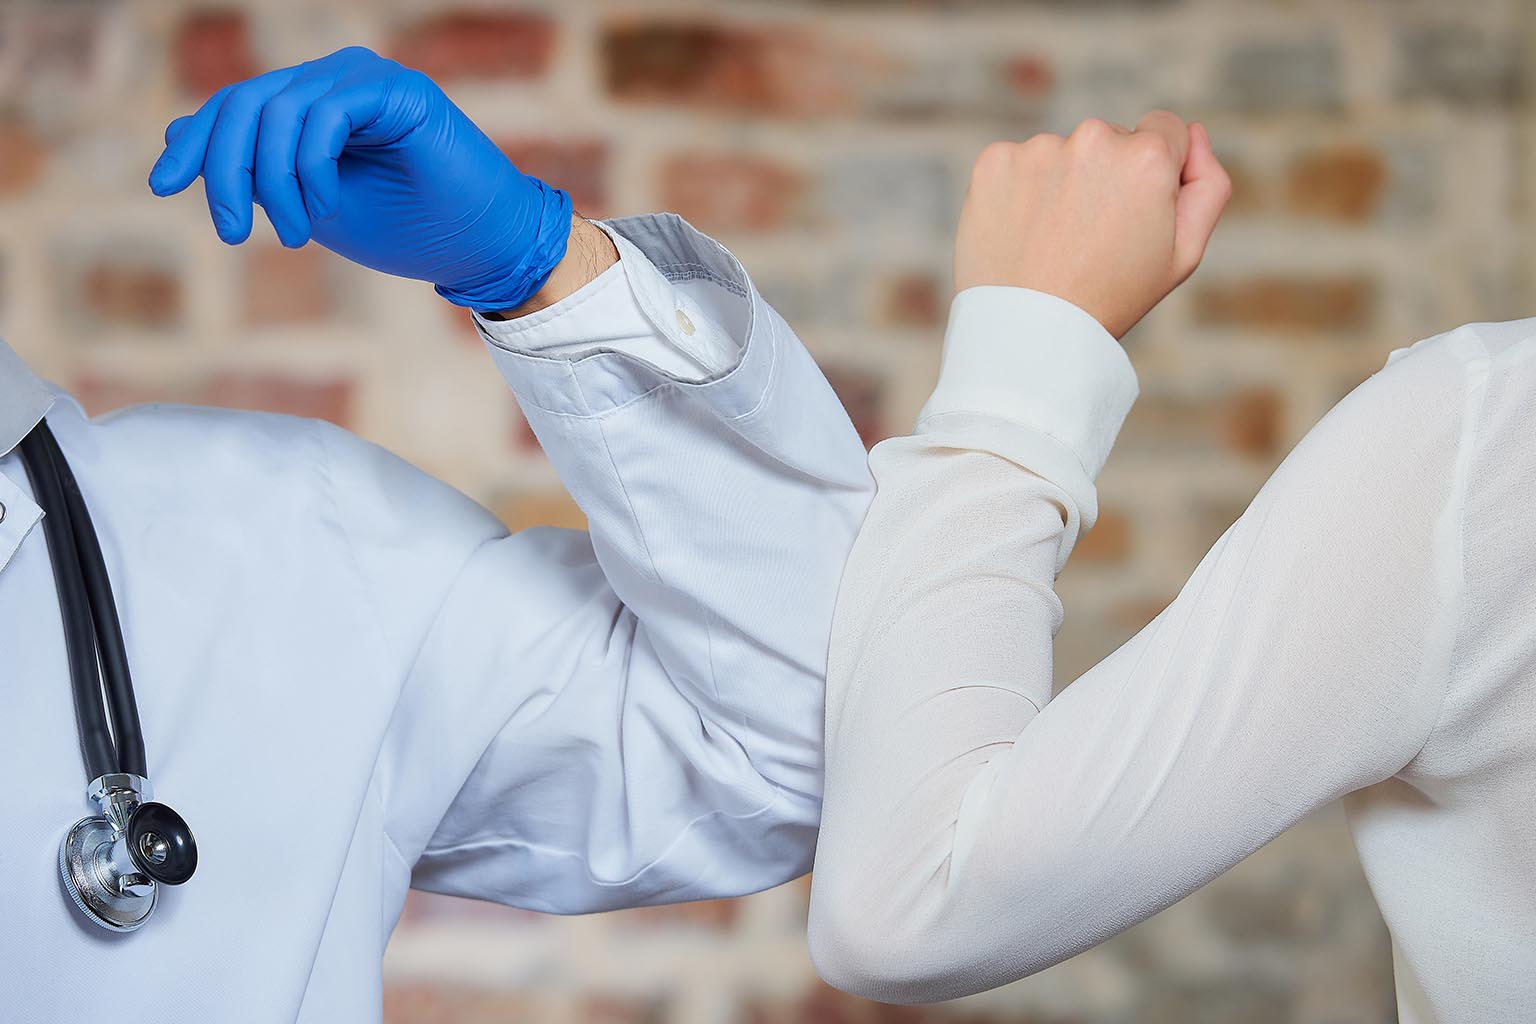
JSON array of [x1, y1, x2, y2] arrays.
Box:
[[807, 877, 971, 1004]]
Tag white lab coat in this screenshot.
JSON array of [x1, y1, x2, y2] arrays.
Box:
[[0, 215, 873, 1021]]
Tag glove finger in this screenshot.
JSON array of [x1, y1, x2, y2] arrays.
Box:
[[148, 85, 235, 196], [254, 75, 335, 248], [295, 81, 386, 222], [163, 115, 194, 146], [202, 68, 296, 245]]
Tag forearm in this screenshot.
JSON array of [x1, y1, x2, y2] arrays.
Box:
[[811, 437, 1066, 999]]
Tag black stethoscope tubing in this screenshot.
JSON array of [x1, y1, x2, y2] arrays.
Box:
[[18, 419, 146, 780], [17, 417, 195, 932]]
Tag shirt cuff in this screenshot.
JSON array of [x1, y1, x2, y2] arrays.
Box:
[[472, 221, 740, 384], [915, 286, 1139, 533]]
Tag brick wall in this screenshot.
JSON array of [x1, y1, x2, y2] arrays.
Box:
[[3, 1, 1531, 1021]]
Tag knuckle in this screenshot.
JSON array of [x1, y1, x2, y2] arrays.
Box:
[[1021, 131, 1064, 154], [970, 140, 1018, 181], [227, 77, 265, 104], [304, 92, 346, 130], [396, 67, 433, 90], [972, 134, 1061, 180], [1072, 117, 1112, 142], [332, 45, 379, 62], [204, 82, 238, 108], [393, 66, 440, 99], [1128, 134, 1177, 176], [257, 94, 295, 129], [223, 81, 269, 116]]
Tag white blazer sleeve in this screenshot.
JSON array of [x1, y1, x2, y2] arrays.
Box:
[[807, 290, 1476, 1002], [331, 214, 874, 914]]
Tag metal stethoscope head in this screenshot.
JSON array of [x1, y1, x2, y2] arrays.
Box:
[[61, 773, 198, 931], [17, 419, 198, 933]]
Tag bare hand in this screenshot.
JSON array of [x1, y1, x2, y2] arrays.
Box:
[[953, 112, 1231, 339]]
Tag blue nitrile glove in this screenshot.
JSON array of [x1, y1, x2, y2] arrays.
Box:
[[147, 46, 571, 312]]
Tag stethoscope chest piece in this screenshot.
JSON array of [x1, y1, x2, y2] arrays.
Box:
[[60, 773, 197, 932]]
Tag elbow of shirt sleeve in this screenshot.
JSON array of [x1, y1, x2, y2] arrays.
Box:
[[477, 214, 776, 420], [915, 287, 1139, 540], [809, 879, 977, 1005]]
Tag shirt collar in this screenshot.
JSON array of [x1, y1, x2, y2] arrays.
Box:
[[0, 336, 56, 457]]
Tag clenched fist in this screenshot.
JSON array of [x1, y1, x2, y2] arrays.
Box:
[[954, 112, 1231, 339]]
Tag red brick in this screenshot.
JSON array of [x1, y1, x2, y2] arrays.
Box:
[[0, 114, 46, 196], [173, 9, 259, 98], [660, 153, 803, 232], [1191, 276, 1374, 332], [875, 271, 944, 329], [1074, 508, 1131, 562], [243, 244, 336, 326], [1284, 145, 1388, 222], [1217, 155, 1265, 216], [73, 372, 352, 428], [823, 366, 885, 449], [391, 12, 556, 82], [81, 262, 182, 328], [499, 139, 609, 217], [601, 20, 848, 115], [1005, 54, 1055, 97], [1220, 387, 1285, 458], [1123, 387, 1285, 460]]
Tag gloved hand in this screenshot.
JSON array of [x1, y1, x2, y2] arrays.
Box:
[[148, 46, 571, 311]]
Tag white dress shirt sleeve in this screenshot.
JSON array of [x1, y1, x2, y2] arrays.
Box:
[[916, 286, 1139, 558], [470, 220, 742, 382], [326, 214, 874, 914], [807, 290, 1476, 1002]]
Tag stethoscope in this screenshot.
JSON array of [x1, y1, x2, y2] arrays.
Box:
[[16, 417, 197, 931]]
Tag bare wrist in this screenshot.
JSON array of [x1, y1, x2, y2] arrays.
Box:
[[479, 215, 619, 321]]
